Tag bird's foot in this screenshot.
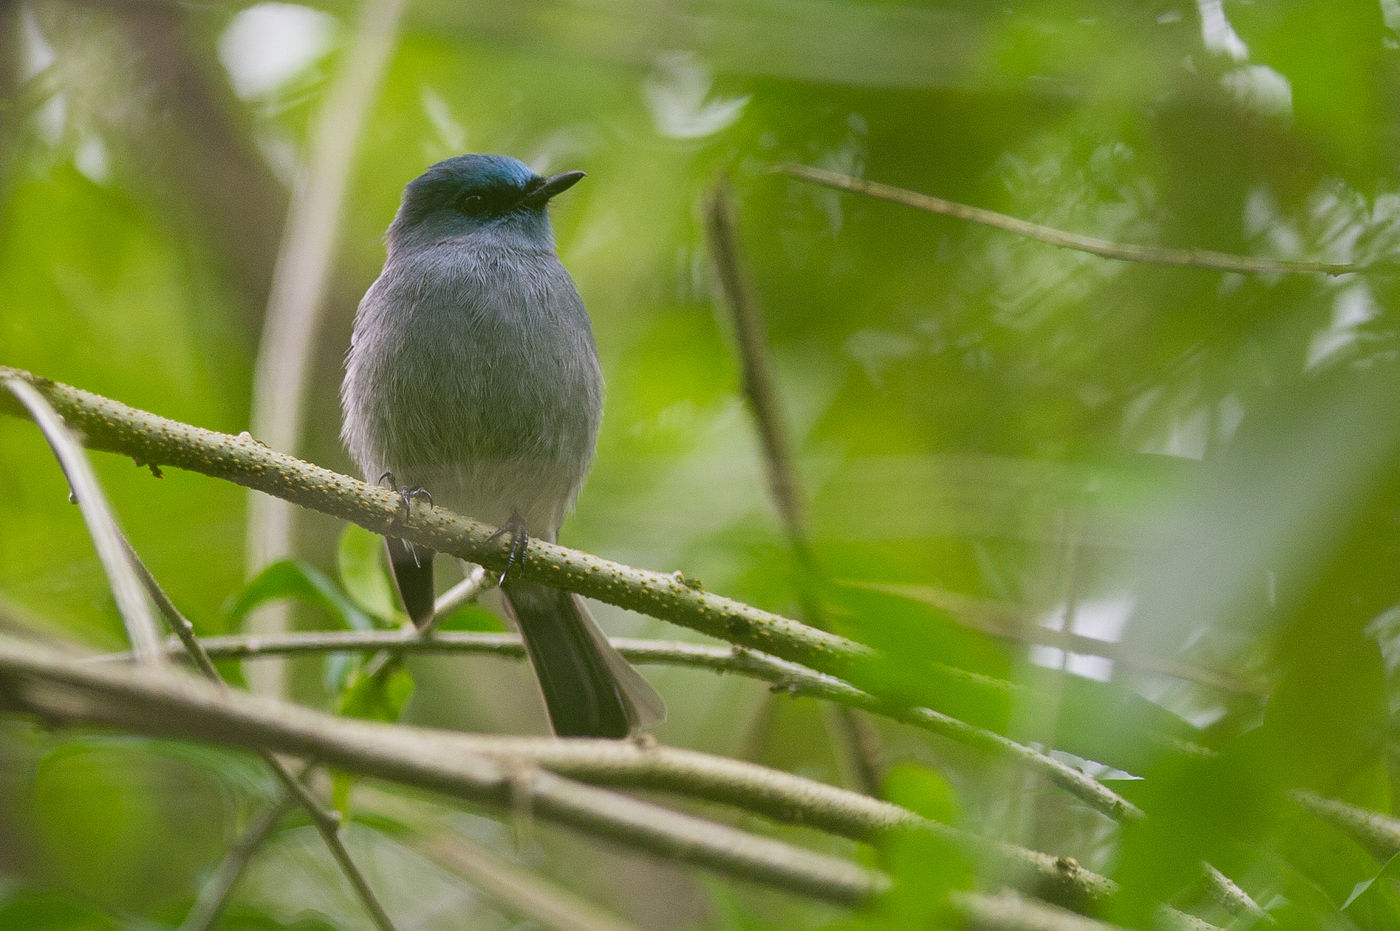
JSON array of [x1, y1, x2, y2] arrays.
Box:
[[486, 509, 529, 586], [378, 472, 434, 568], [378, 471, 434, 518]]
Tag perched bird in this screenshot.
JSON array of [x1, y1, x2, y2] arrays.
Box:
[[340, 154, 665, 737]]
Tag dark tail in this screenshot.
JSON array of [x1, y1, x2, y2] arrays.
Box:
[[502, 579, 666, 738], [386, 537, 436, 627]]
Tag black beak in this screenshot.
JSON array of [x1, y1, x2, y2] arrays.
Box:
[[521, 170, 586, 207]]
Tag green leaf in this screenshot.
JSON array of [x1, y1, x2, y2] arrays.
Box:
[[337, 523, 401, 621], [1341, 849, 1400, 920], [223, 559, 382, 632], [882, 762, 961, 825], [0, 892, 122, 931], [337, 660, 415, 725]]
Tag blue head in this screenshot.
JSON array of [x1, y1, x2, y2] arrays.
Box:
[[386, 154, 584, 254]]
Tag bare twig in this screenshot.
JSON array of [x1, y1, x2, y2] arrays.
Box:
[[704, 177, 817, 577], [120, 538, 397, 931], [259, 758, 398, 931], [4, 377, 163, 663], [113, 627, 1137, 822], [179, 788, 299, 931], [706, 177, 884, 794], [430, 564, 491, 626], [775, 163, 1397, 278], [414, 831, 643, 931]]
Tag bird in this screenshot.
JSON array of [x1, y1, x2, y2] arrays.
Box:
[[340, 154, 665, 738]]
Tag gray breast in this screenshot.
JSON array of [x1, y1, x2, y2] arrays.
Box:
[[341, 242, 603, 535]]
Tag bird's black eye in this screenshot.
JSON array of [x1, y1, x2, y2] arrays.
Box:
[[457, 191, 486, 215]]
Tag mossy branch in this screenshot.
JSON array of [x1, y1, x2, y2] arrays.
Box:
[[0, 365, 1134, 821]]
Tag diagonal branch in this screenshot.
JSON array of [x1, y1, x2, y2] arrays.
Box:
[[124, 548, 398, 931], [0, 366, 1140, 820], [775, 163, 1399, 278], [704, 177, 816, 577], [0, 366, 1006, 732], [706, 175, 885, 795], [4, 377, 164, 663], [12, 376, 399, 931], [178, 786, 300, 931]]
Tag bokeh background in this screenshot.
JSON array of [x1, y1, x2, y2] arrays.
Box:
[[3, 0, 1400, 928]]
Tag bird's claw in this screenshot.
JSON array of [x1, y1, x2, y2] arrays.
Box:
[[486, 509, 529, 586], [378, 471, 434, 519]]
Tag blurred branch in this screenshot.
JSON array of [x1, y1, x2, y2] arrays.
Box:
[[120, 541, 398, 931], [704, 177, 817, 582], [0, 630, 1208, 918], [179, 787, 299, 931], [1291, 790, 1400, 859], [1200, 865, 1270, 926], [414, 831, 643, 931], [246, 0, 407, 696], [3, 377, 164, 664], [706, 176, 884, 795], [852, 582, 1267, 695], [1, 366, 1136, 821], [119, 628, 1137, 822], [0, 632, 886, 907], [775, 163, 1399, 278], [951, 890, 1137, 931], [112, 0, 288, 313]]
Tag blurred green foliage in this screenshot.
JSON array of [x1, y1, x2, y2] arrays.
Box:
[[3, 0, 1400, 927]]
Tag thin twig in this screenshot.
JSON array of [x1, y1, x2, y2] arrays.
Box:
[[179, 788, 299, 931], [99, 628, 1138, 821], [705, 176, 884, 794], [704, 177, 818, 579], [774, 163, 1398, 278], [259, 758, 398, 931], [414, 831, 643, 931], [120, 538, 398, 931], [4, 378, 164, 663], [430, 564, 491, 626]]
